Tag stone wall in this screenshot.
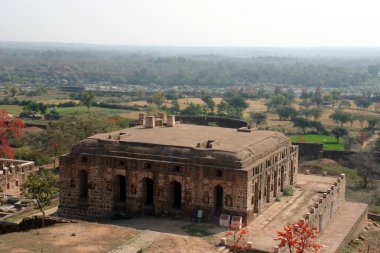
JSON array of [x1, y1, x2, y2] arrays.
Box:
[[0, 158, 35, 193], [59, 145, 298, 224], [301, 173, 346, 232], [246, 146, 298, 222], [292, 142, 323, 162], [294, 142, 380, 166], [175, 116, 247, 129]]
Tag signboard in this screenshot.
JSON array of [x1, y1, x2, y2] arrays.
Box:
[[219, 214, 230, 227], [231, 216, 242, 229]]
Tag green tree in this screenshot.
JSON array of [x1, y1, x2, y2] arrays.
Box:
[[355, 98, 372, 110], [21, 170, 57, 226], [292, 117, 311, 134], [276, 107, 297, 121], [151, 92, 166, 108], [80, 91, 95, 112], [330, 110, 350, 126], [51, 113, 117, 142], [201, 95, 215, 114], [267, 94, 287, 110], [331, 90, 341, 107], [339, 100, 351, 109], [4, 83, 20, 97], [331, 127, 348, 143], [30, 130, 73, 169], [224, 95, 249, 118], [217, 101, 229, 116], [249, 112, 267, 128], [181, 103, 207, 116]]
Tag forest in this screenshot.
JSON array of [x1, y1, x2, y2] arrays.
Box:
[[0, 42, 380, 88]]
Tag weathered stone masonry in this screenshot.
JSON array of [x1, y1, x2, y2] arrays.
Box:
[[0, 158, 35, 193], [59, 119, 298, 223]]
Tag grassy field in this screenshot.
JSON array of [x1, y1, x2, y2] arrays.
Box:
[[0, 105, 23, 115], [290, 134, 345, 150]]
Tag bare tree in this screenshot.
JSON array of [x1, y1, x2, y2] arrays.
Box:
[[348, 152, 380, 188]]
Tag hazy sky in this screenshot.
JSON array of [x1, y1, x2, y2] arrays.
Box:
[[1, 0, 380, 47]]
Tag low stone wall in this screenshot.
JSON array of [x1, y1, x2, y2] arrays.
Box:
[[323, 150, 380, 164], [294, 142, 380, 167], [293, 142, 323, 162], [175, 115, 247, 129], [0, 216, 76, 235], [302, 173, 346, 233]]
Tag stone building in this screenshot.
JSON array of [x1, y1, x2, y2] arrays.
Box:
[[0, 158, 35, 193], [59, 116, 298, 223]]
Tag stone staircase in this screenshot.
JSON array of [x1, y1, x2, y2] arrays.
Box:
[[216, 245, 230, 253], [109, 229, 162, 253]]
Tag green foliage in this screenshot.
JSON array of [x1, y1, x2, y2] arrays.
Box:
[[182, 224, 215, 237], [4, 83, 20, 97], [201, 95, 215, 114], [181, 102, 207, 116], [51, 112, 117, 142], [21, 170, 57, 226], [331, 127, 348, 143], [151, 92, 166, 108], [276, 106, 297, 120], [249, 112, 267, 127], [80, 91, 95, 112], [283, 185, 294, 196], [222, 95, 249, 118], [330, 110, 351, 126], [14, 146, 52, 165]]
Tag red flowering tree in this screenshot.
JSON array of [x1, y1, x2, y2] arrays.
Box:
[[225, 224, 249, 253], [275, 221, 321, 253], [0, 111, 24, 158]]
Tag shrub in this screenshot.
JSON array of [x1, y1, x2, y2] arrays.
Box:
[[283, 185, 294, 196]]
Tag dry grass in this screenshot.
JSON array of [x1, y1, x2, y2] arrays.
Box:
[[0, 222, 139, 253]]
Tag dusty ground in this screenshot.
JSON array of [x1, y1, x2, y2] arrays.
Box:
[[0, 222, 139, 253], [143, 234, 218, 253], [339, 220, 380, 253]]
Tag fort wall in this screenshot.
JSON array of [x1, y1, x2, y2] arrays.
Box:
[[0, 158, 35, 193], [301, 173, 346, 232]]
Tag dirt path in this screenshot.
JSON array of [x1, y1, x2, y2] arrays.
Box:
[[362, 131, 379, 150]]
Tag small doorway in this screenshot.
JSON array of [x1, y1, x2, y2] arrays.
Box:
[[274, 171, 278, 197], [290, 161, 294, 185], [114, 175, 126, 202], [79, 170, 88, 198], [214, 185, 223, 214], [266, 175, 270, 203], [171, 181, 182, 209], [254, 183, 259, 213], [143, 178, 154, 207], [280, 167, 285, 192]]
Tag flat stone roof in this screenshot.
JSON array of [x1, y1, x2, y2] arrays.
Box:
[[90, 124, 289, 154], [71, 124, 291, 169]]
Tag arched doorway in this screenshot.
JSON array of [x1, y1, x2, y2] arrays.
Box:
[[280, 167, 285, 192], [143, 178, 154, 207], [114, 175, 126, 202], [79, 170, 88, 198], [214, 185, 223, 214], [266, 175, 270, 203], [171, 181, 182, 209], [274, 171, 278, 197], [254, 183, 259, 213], [290, 161, 294, 185]]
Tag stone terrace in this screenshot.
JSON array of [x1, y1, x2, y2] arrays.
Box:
[[245, 174, 367, 253]]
